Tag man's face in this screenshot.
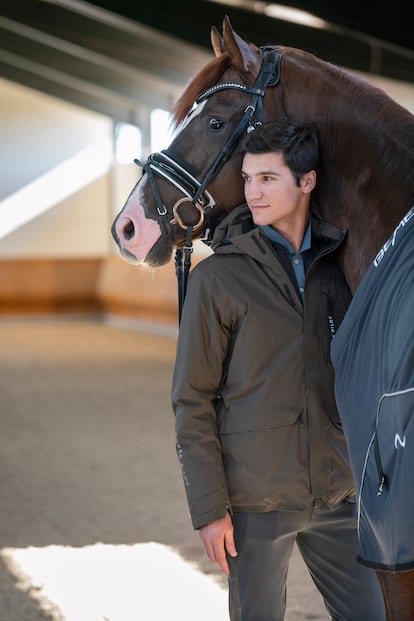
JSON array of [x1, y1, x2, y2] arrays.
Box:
[[241, 151, 315, 232]]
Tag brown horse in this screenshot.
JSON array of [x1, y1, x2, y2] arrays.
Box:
[[112, 16, 414, 620]]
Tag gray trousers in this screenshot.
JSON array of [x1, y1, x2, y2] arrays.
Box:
[[228, 500, 385, 621]]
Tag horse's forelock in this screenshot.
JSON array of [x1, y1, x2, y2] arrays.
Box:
[[172, 53, 233, 127]]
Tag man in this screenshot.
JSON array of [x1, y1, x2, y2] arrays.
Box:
[[172, 120, 385, 620]]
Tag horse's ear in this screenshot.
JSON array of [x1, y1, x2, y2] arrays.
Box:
[[222, 15, 259, 72], [211, 26, 225, 57]]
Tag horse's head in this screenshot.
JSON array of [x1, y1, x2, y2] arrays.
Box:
[[112, 16, 414, 290], [111, 17, 281, 267]]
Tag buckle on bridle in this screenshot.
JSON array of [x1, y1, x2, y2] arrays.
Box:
[[157, 205, 167, 216]]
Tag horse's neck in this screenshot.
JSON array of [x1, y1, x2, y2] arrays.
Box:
[[280, 55, 414, 292], [320, 134, 414, 292], [319, 161, 414, 293]]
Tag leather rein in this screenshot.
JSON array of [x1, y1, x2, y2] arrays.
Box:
[[135, 47, 281, 322]]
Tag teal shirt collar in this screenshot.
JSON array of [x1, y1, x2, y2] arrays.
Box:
[[259, 221, 311, 253], [259, 222, 312, 302]]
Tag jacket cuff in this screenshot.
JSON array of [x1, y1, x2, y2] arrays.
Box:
[[189, 493, 231, 530]]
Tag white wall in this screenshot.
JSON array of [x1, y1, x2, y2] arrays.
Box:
[[0, 176, 112, 259], [0, 78, 115, 258], [0, 78, 113, 200], [354, 71, 414, 114]]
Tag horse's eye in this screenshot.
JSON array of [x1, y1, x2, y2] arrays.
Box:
[[209, 118, 224, 130]]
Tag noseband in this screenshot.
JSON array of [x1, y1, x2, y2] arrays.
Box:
[[136, 47, 281, 321]]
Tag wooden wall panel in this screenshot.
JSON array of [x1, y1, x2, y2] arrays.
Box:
[[96, 256, 179, 325], [0, 257, 183, 324], [0, 259, 103, 314]]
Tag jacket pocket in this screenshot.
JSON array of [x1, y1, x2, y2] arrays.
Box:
[[219, 405, 303, 434], [358, 388, 414, 567], [220, 409, 307, 499], [362, 389, 414, 499]]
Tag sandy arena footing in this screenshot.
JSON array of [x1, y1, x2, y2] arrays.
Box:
[[0, 317, 328, 620]]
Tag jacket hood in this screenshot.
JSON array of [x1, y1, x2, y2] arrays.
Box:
[[211, 205, 271, 264], [211, 204, 254, 250]]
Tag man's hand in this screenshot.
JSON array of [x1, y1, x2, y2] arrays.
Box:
[[199, 511, 237, 576]]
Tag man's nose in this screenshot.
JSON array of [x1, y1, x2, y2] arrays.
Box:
[[245, 181, 261, 199]]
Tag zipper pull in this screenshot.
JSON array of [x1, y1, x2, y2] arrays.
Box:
[[377, 475, 387, 496]]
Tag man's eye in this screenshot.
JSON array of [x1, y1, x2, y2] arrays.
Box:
[[209, 118, 224, 130]]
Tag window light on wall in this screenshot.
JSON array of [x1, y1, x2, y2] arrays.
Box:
[[151, 109, 174, 152], [115, 123, 142, 164], [115, 109, 173, 165]]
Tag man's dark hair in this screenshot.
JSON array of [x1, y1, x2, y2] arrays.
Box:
[[241, 119, 320, 186]]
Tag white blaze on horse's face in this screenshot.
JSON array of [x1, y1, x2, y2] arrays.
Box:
[[174, 99, 207, 137]]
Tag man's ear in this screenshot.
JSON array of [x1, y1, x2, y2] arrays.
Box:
[[301, 170, 316, 193]]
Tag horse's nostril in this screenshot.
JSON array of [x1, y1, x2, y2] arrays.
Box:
[[123, 219, 135, 241]]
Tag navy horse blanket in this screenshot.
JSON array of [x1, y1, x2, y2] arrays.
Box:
[[331, 206, 414, 571]]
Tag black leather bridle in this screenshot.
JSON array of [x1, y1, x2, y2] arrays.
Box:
[[135, 47, 281, 321]]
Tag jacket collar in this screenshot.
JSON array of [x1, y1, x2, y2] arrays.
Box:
[[260, 221, 312, 254], [211, 204, 346, 260]]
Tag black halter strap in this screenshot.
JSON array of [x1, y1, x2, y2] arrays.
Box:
[[137, 47, 281, 322]]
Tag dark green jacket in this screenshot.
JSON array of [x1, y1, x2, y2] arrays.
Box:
[[172, 205, 353, 530]]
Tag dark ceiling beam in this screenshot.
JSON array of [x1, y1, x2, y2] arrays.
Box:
[[0, 0, 412, 123], [0, 0, 212, 121], [93, 0, 413, 82]]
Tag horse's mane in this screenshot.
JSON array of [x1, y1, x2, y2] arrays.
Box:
[[172, 53, 233, 126], [280, 46, 414, 138], [173, 44, 414, 140]]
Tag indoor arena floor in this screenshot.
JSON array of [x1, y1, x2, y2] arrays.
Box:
[[0, 317, 328, 621]]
